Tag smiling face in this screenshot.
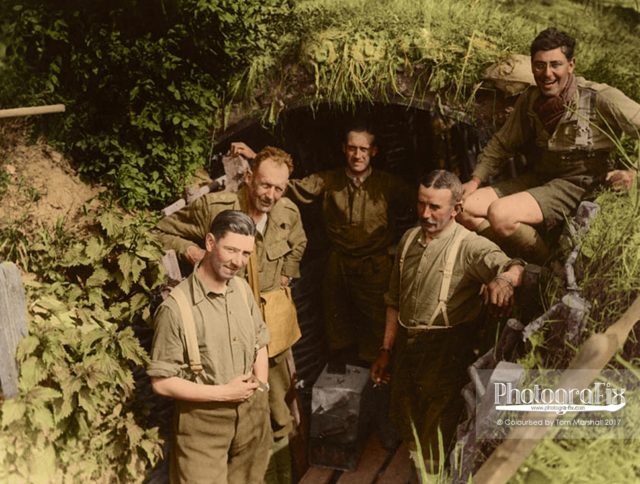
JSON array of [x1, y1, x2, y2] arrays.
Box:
[[531, 47, 575, 98], [246, 158, 290, 215], [343, 130, 377, 176], [417, 185, 460, 239], [204, 231, 255, 283]]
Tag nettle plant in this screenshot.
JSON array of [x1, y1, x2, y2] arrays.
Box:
[[0, 209, 166, 482]]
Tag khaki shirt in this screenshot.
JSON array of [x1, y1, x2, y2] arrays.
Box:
[[147, 270, 269, 385], [385, 222, 511, 328], [287, 168, 415, 257], [156, 186, 307, 292], [473, 77, 640, 182]]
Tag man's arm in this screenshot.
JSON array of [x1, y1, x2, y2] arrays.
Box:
[[252, 345, 269, 385], [151, 373, 258, 402], [155, 195, 213, 264], [464, 90, 533, 197], [371, 306, 399, 385], [281, 203, 308, 283], [286, 172, 328, 205], [484, 262, 525, 317]]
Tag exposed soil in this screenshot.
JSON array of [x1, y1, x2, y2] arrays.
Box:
[[0, 120, 104, 232]]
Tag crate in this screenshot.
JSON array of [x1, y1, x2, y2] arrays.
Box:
[[309, 364, 371, 471]]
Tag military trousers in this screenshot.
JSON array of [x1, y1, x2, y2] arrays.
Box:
[[390, 320, 478, 468], [268, 350, 294, 440], [170, 389, 271, 484], [323, 250, 392, 363]]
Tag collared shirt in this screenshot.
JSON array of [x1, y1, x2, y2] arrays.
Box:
[[385, 222, 511, 328], [345, 166, 372, 187], [473, 77, 640, 183], [155, 185, 307, 292], [147, 269, 269, 385], [287, 168, 415, 257]]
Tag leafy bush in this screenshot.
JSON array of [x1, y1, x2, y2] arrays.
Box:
[[0, 209, 166, 482], [0, 0, 292, 209]]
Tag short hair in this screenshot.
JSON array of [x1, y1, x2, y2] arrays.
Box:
[[530, 28, 576, 61], [344, 123, 376, 146], [419, 170, 463, 204], [209, 210, 256, 240], [251, 146, 294, 175]]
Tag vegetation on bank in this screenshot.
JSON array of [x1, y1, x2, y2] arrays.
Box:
[[0, 0, 638, 209], [1, 0, 639, 482]]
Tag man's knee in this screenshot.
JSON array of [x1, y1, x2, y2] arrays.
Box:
[[487, 200, 516, 237]]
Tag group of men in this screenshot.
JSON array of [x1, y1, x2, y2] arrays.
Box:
[[147, 27, 639, 483]]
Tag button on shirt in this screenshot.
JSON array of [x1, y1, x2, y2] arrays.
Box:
[[385, 222, 511, 328], [147, 269, 269, 385]]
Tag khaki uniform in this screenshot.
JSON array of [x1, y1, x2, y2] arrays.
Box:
[[386, 222, 514, 463], [473, 77, 640, 230], [148, 272, 271, 484], [288, 168, 414, 362], [156, 186, 307, 438]]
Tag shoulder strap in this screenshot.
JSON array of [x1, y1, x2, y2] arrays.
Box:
[[427, 226, 469, 327], [574, 87, 596, 149], [399, 227, 422, 279], [247, 251, 262, 305], [170, 284, 203, 374]]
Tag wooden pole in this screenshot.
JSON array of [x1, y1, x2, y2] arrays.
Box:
[[0, 104, 66, 119], [473, 295, 640, 484]]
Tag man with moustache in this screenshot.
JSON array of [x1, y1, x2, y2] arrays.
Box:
[[155, 146, 307, 480], [371, 170, 524, 471], [149, 210, 270, 483], [458, 27, 639, 264]]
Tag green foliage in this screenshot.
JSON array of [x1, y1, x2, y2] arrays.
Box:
[[0, 0, 292, 209], [0, 208, 166, 482]]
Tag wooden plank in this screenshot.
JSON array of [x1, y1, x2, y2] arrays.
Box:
[[337, 433, 389, 484], [377, 442, 413, 484], [298, 466, 335, 484], [0, 262, 28, 398], [0, 104, 65, 119], [473, 295, 640, 484]]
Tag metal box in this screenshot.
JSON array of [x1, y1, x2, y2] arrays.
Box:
[[308, 364, 370, 471]]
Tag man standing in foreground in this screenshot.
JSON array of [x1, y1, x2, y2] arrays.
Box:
[[149, 210, 270, 483], [458, 27, 639, 263], [371, 170, 524, 470], [155, 146, 307, 481]]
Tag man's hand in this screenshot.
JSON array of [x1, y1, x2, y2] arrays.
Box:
[[229, 142, 257, 160], [186, 245, 205, 265], [221, 372, 259, 402], [462, 176, 481, 200], [484, 276, 516, 318], [280, 275, 292, 287], [606, 169, 636, 191], [371, 350, 391, 385]]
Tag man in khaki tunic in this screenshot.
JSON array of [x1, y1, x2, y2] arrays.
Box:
[[230, 127, 414, 365], [155, 147, 307, 479], [149, 210, 271, 483], [459, 28, 639, 264], [371, 170, 524, 471]]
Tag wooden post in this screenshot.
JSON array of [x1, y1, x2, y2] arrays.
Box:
[[472, 295, 640, 484], [0, 262, 28, 399], [0, 104, 65, 119]]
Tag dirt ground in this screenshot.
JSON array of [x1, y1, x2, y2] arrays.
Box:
[[0, 120, 104, 231]]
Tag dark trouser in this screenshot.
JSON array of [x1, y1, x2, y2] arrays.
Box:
[[171, 390, 271, 484], [268, 351, 293, 440], [390, 320, 479, 468], [323, 250, 392, 363]]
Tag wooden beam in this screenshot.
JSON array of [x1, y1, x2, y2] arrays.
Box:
[[337, 433, 389, 484], [0, 262, 28, 399], [0, 104, 65, 119], [472, 295, 640, 484]]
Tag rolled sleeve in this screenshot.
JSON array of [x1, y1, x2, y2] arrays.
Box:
[[147, 304, 188, 378]]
